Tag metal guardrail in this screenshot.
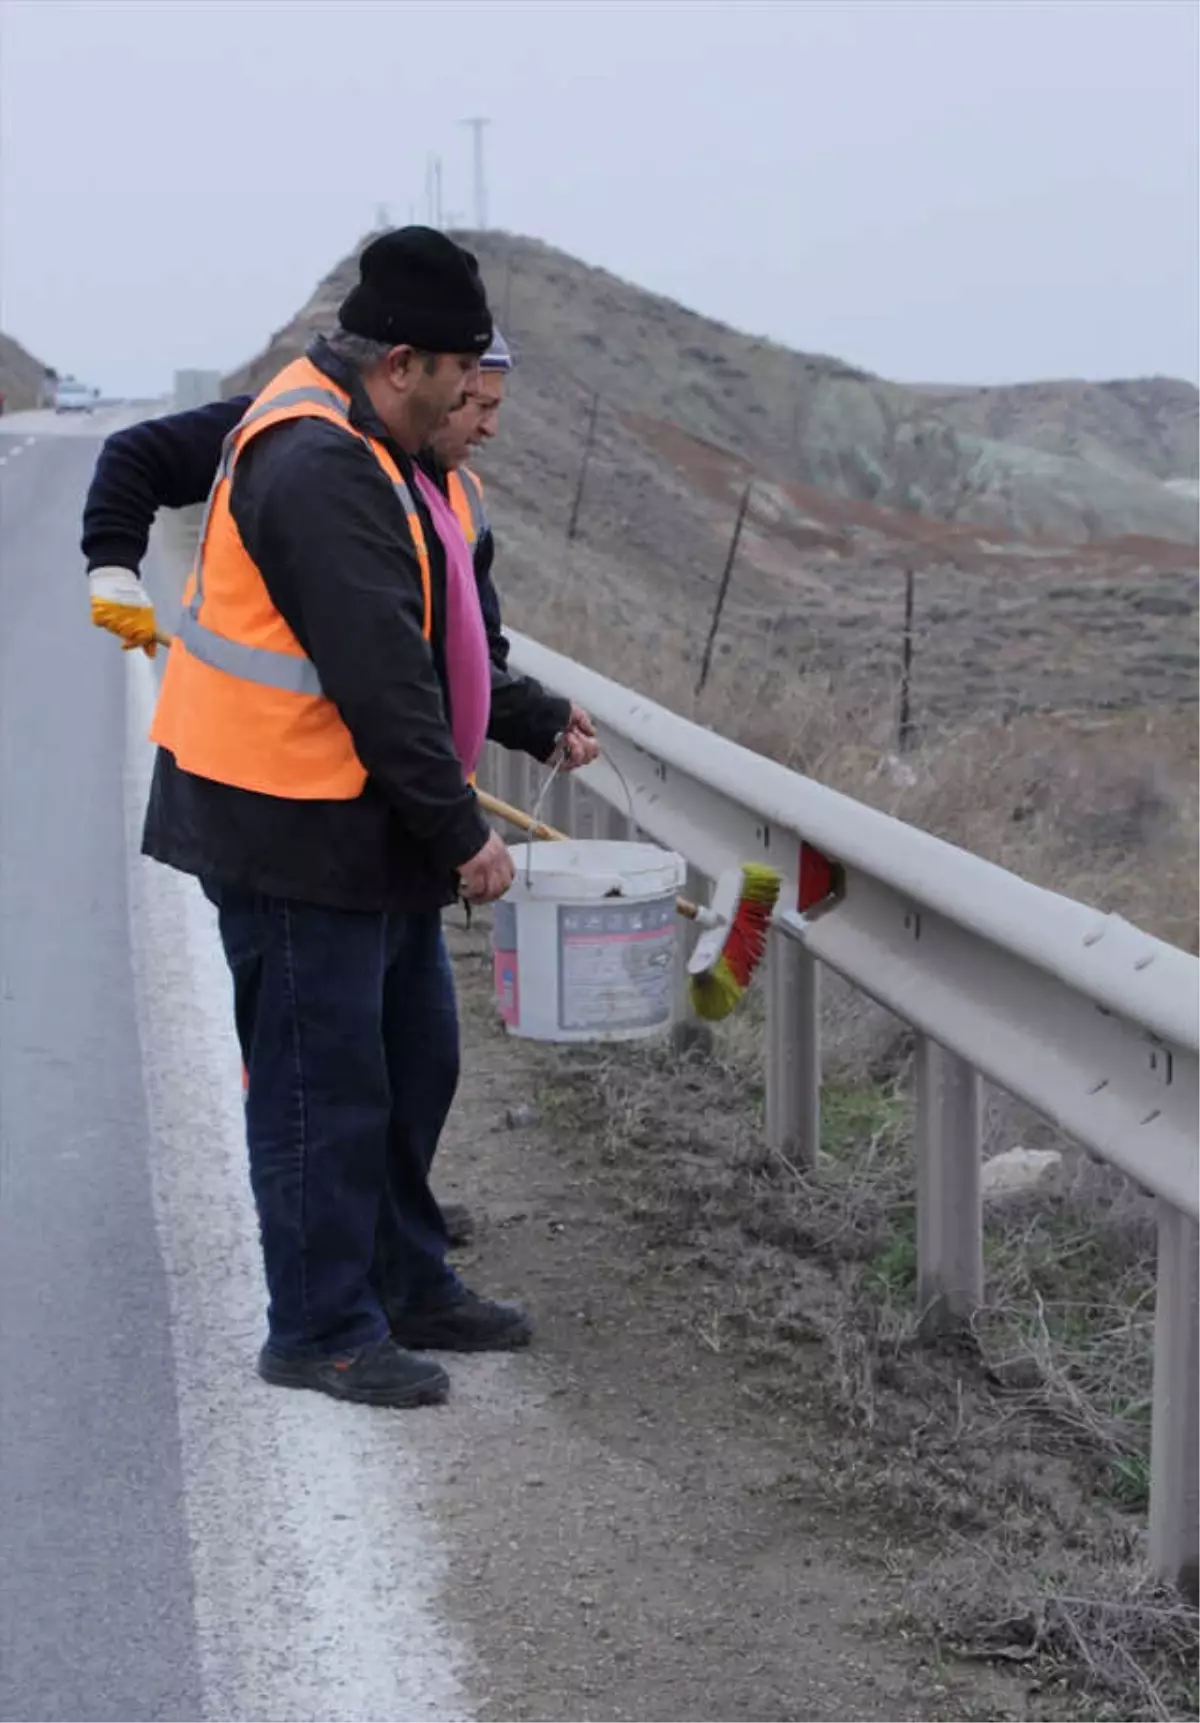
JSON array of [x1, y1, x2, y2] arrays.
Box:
[[483, 629, 1199, 1592]]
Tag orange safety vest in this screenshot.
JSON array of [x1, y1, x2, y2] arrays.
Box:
[[150, 356, 433, 801], [446, 466, 489, 547]]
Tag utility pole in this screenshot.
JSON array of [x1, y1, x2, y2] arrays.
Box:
[[462, 116, 490, 229], [425, 155, 442, 225]]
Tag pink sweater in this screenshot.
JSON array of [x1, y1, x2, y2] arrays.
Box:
[[412, 466, 492, 780]]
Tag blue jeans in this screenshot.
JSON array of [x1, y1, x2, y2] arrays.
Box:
[[203, 884, 462, 1359]]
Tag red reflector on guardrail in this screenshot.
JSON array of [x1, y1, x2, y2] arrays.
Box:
[[798, 843, 836, 913]]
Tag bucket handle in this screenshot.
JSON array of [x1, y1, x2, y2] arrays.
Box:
[[525, 741, 638, 888]]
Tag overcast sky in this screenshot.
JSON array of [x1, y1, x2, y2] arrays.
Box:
[[1, 0, 1196, 396]]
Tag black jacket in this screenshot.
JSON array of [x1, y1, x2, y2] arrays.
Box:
[[82, 385, 517, 675], [85, 339, 567, 911]]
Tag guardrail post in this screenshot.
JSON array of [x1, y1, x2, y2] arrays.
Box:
[[598, 799, 632, 841], [574, 784, 598, 839], [915, 1036, 983, 1335], [546, 771, 574, 836], [500, 749, 529, 816], [765, 927, 821, 1167], [1149, 1203, 1199, 1597]]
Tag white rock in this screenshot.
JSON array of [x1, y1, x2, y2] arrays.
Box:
[[872, 752, 918, 788], [982, 1146, 1062, 1200]]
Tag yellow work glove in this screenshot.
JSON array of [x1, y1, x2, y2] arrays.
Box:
[[89, 566, 158, 657]]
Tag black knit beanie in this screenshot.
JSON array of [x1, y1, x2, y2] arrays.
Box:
[[338, 227, 493, 354]]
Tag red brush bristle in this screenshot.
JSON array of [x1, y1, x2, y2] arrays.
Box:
[[720, 898, 772, 988]]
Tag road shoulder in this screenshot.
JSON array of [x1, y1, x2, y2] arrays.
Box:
[[427, 915, 1016, 1722]]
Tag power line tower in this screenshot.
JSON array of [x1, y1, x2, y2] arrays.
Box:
[[461, 116, 490, 230], [424, 154, 445, 227]]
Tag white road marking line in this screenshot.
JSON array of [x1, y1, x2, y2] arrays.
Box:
[[125, 655, 474, 1723], [23, 435, 36, 447], [9, 445, 21, 458]]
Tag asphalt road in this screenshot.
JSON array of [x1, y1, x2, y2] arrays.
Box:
[[0, 411, 476, 1723], [0, 410, 984, 1723], [0, 418, 204, 1720]]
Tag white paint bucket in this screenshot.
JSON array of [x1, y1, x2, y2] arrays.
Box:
[[493, 840, 687, 1043]]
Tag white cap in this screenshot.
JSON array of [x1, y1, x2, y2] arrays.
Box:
[[480, 328, 512, 371]]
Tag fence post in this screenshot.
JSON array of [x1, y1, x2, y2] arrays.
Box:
[[914, 1037, 983, 1335], [696, 481, 752, 697], [566, 391, 600, 543], [765, 927, 821, 1167], [898, 567, 915, 753], [1149, 1203, 1199, 1597], [598, 798, 632, 841]]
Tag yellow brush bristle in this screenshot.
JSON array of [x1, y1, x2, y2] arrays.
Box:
[[689, 868, 782, 1013], [688, 955, 742, 1022], [739, 864, 782, 905], [687, 863, 783, 1021]]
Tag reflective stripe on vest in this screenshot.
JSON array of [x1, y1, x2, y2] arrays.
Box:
[[447, 467, 488, 547], [149, 355, 434, 800], [175, 606, 324, 694]]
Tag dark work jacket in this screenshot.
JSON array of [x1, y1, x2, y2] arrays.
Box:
[[82, 384, 515, 676], [87, 338, 568, 911]]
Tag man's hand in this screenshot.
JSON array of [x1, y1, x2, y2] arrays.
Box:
[[558, 703, 600, 771], [458, 830, 515, 904], [89, 567, 158, 657]]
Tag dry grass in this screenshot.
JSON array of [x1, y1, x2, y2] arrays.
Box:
[[912, 1560, 1200, 1722], [528, 577, 1198, 951], [529, 1005, 1196, 1718], [518, 567, 1196, 1716], [524, 606, 1200, 1709]]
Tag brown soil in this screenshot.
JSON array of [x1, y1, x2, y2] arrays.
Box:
[[431, 916, 1033, 1723]]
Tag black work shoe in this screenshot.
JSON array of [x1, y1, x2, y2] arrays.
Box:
[[257, 1336, 450, 1406], [389, 1288, 533, 1353], [440, 1201, 475, 1247]]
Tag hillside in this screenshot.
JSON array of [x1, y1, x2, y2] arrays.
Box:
[[223, 229, 1198, 733], [227, 229, 1198, 547], [911, 375, 1198, 483], [0, 330, 50, 410]]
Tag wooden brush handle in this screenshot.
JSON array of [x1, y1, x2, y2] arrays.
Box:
[[477, 789, 567, 843], [475, 788, 701, 922]]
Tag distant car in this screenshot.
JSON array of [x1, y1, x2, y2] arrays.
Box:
[[55, 380, 97, 414]]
